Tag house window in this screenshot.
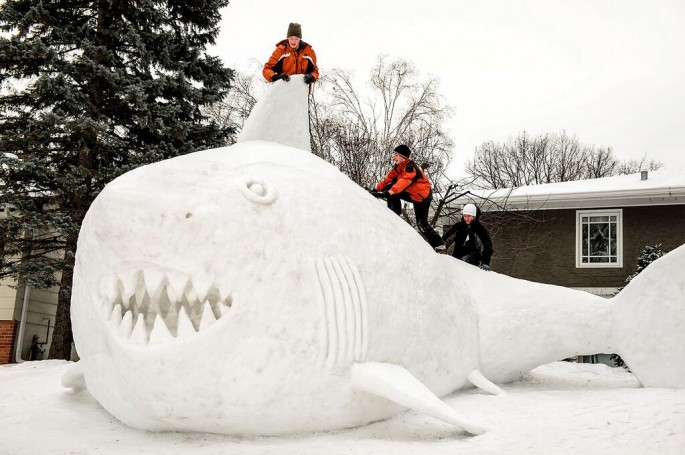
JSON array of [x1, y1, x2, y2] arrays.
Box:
[[576, 209, 623, 268]]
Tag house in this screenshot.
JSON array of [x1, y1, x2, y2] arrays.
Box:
[[0, 205, 59, 364], [443, 169, 685, 298]]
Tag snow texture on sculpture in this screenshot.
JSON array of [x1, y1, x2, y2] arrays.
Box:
[[64, 74, 685, 436]]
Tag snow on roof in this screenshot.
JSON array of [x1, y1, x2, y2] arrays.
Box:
[[456, 168, 685, 211]]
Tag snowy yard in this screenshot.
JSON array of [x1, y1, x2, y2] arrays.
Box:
[[2, 360, 683, 455]]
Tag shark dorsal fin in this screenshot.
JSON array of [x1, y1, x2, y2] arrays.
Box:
[[237, 74, 311, 151], [349, 362, 485, 435]]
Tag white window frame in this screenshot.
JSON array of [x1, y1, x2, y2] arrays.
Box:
[[575, 209, 623, 268]]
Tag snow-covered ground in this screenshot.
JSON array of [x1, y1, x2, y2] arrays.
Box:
[[2, 360, 683, 455]]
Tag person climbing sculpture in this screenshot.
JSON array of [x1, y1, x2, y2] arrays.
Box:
[[442, 203, 494, 270], [371, 145, 447, 253], [263, 22, 319, 85]]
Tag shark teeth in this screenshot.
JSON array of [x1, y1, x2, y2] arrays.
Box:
[[177, 308, 197, 339], [104, 270, 231, 345], [129, 314, 147, 345], [199, 302, 217, 331], [119, 310, 133, 338], [149, 314, 174, 345]]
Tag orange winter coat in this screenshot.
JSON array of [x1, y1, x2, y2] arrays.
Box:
[[376, 159, 432, 203], [262, 40, 319, 82]]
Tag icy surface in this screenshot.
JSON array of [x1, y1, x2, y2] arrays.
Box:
[[67, 78, 685, 436]]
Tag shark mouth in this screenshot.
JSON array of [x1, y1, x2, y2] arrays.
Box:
[[104, 269, 232, 345]]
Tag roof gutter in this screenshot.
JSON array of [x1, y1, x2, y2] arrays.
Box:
[[453, 186, 685, 211]]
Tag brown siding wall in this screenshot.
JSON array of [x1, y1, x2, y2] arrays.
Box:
[[464, 204, 685, 288]]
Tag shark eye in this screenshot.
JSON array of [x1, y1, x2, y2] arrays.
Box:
[[240, 177, 277, 205]]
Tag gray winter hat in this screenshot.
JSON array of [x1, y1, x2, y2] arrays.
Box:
[[287, 23, 302, 38]]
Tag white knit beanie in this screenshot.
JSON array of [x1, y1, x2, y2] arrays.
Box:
[[463, 203, 477, 217]]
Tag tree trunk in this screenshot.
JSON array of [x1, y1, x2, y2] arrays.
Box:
[[48, 234, 76, 360], [48, 9, 101, 359], [0, 221, 6, 267]]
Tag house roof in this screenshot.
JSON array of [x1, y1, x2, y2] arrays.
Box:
[[454, 169, 685, 211]]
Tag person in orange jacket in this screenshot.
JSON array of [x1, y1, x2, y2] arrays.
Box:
[[372, 145, 447, 253], [263, 23, 319, 85]]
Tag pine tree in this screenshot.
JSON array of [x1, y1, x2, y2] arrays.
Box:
[[610, 243, 667, 368], [0, 0, 234, 359]]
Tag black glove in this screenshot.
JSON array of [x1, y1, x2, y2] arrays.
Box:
[[303, 74, 316, 84], [271, 73, 291, 82], [479, 264, 491, 271], [435, 245, 449, 254]]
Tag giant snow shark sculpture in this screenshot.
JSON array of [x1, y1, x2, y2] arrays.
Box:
[[63, 75, 685, 436]]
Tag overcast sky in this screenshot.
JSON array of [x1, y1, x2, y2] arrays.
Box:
[[215, 0, 685, 176]]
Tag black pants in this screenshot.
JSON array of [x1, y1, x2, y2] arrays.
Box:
[[387, 194, 445, 249], [458, 253, 481, 266]]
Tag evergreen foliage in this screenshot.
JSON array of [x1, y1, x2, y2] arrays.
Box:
[[622, 244, 667, 287], [0, 0, 234, 358], [611, 243, 667, 368]]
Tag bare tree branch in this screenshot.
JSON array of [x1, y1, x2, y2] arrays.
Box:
[[466, 130, 663, 189]]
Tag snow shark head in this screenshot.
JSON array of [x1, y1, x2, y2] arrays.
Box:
[[69, 140, 481, 435]]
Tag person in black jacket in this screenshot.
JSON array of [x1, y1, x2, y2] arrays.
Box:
[[442, 203, 494, 270]]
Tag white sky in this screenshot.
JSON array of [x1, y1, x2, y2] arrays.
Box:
[[214, 0, 685, 176]]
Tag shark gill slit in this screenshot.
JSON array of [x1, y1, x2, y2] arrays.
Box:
[[313, 260, 332, 368], [343, 255, 368, 360], [323, 257, 347, 366], [315, 256, 368, 369], [318, 257, 341, 368], [337, 257, 363, 362], [316, 259, 339, 368], [330, 257, 356, 364]]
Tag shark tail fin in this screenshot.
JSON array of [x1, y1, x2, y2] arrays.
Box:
[[611, 244, 685, 388], [467, 369, 506, 395], [350, 362, 486, 435]]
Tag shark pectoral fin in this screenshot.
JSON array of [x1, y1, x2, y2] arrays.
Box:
[[349, 362, 486, 435], [61, 361, 86, 391], [467, 369, 507, 396]]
